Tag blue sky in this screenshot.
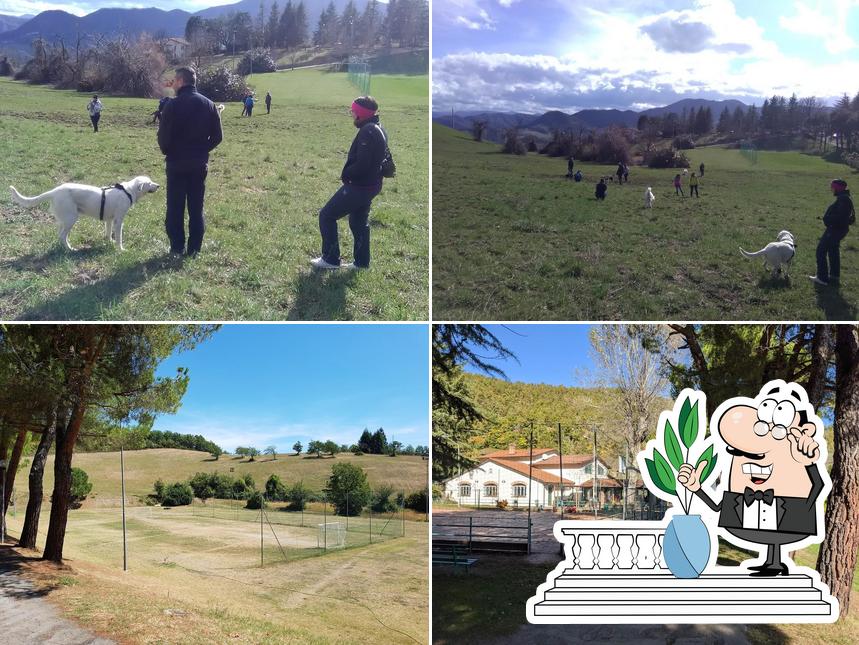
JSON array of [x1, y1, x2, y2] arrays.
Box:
[[0, 1, 238, 16], [152, 324, 429, 453], [434, 0, 859, 113]]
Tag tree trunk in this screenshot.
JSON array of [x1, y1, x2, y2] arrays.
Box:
[[19, 408, 59, 550], [3, 429, 28, 513], [807, 324, 833, 410], [42, 409, 80, 563], [816, 324, 859, 613]]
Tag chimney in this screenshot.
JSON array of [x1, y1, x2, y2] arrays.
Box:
[[508, 444, 516, 455]]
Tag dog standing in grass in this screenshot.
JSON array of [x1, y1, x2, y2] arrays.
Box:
[[644, 187, 655, 208], [740, 230, 796, 278]]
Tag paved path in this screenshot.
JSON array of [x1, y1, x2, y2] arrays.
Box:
[[489, 622, 751, 644], [0, 546, 114, 645]]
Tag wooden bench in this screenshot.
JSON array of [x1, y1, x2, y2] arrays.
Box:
[[432, 544, 477, 571]]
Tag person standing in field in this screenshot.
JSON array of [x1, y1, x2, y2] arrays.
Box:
[[241, 93, 248, 116], [689, 172, 700, 197], [87, 95, 102, 132], [595, 178, 607, 200], [616, 162, 624, 184], [312, 96, 389, 270], [567, 155, 574, 178], [265, 91, 272, 114], [809, 179, 855, 286], [157, 67, 223, 257], [623, 164, 630, 183], [699, 161, 705, 177], [245, 94, 255, 116], [674, 173, 685, 196]]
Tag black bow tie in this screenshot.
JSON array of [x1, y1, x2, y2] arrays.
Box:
[[743, 487, 774, 506]]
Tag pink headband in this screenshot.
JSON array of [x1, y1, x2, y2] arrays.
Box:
[[351, 101, 376, 121]]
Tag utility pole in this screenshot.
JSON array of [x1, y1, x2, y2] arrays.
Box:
[[121, 446, 127, 571], [1, 459, 6, 544], [557, 422, 564, 516], [527, 422, 533, 554], [592, 426, 598, 519]]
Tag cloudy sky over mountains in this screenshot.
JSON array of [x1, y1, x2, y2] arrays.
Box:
[[433, 0, 859, 113], [0, 1, 236, 16]]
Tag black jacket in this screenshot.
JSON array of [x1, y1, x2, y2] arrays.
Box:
[[823, 191, 854, 232], [694, 464, 824, 538], [158, 85, 223, 171], [341, 116, 386, 187]]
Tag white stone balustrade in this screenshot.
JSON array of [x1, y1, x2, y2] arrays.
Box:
[[556, 522, 669, 573]]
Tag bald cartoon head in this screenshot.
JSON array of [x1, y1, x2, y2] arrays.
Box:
[[715, 382, 820, 498]]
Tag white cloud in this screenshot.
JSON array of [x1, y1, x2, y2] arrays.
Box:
[[779, 0, 856, 54]]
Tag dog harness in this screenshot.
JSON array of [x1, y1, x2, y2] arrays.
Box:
[[99, 183, 133, 221]]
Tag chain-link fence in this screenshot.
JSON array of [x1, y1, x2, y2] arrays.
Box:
[[347, 56, 371, 95]]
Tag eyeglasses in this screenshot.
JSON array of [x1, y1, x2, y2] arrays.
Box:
[[753, 421, 787, 440]]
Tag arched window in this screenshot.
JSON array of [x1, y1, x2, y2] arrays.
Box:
[[459, 483, 471, 498], [511, 482, 527, 498], [484, 482, 498, 497]]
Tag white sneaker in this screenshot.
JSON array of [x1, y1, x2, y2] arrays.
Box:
[[343, 263, 368, 270], [808, 275, 829, 286], [311, 257, 341, 270]]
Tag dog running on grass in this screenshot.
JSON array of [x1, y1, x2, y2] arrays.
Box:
[[644, 186, 656, 208], [10, 176, 160, 251], [739, 230, 796, 278]]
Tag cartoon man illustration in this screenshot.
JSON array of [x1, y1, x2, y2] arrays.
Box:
[[678, 381, 826, 577]]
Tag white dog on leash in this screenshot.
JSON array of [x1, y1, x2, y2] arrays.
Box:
[[10, 176, 159, 251], [644, 187, 656, 208], [739, 230, 796, 277]]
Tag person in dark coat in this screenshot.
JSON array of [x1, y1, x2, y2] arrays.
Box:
[[312, 96, 388, 270], [265, 91, 272, 114], [567, 155, 574, 178], [595, 178, 607, 200], [87, 95, 102, 132], [616, 162, 624, 184], [699, 161, 705, 177], [157, 67, 223, 257], [809, 179, 855, 286]]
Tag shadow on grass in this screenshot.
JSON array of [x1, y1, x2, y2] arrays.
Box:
[[17, 254, 183, 320], [757, 273, 792, 290], [286, 269, 357, 320], [814, 283, 857, 320], [1, 243, 112, 273], [0, 545, 56, 600]]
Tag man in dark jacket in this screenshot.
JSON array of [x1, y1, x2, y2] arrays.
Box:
[[312, 96, 387, 270], [157, 67, 223, 256], [809, 179, 854, 286]]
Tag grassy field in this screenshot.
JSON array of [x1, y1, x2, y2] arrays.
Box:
[[0, 69, 428, 320], [432, 124, 859, 320], [12, 448, 429, 501], [5, 447, 429, 643]]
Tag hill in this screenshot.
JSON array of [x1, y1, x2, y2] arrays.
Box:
[[0, 14, 31, 34], [13, 448, 429, 501], [460, 373, 669, 465], [195, 0, 357, 25], [432, 123, 859, 320]]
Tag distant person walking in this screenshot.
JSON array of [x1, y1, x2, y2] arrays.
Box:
[[616, 162, 624, 184], [313, 96, 389, 270], [87, 95, 102, 132], [595, 178, 607, 200], [265, 91, 272, 114], [241, 93, 248, 116], [809, 179, 855, 286], [689, 172, 699, 197], [623, 164, 630, 183], [567, 155, 574, 178], [244, 94, 255, 116], [699, 162, 705, 177], [674, 173, 685, 196], [157, 67, 223, 257]]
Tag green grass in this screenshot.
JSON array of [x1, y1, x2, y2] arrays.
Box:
[[432, 124, 859, 319], [0, 70, 428, 320], [13, 448, 429, 501]]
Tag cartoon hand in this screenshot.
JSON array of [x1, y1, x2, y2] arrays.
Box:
[[677, 461, 706, 492], [788, 427, 819, 465]]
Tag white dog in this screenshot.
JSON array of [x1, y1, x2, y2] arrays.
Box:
[[740, 230, 796, 277], [217, 104, 225, 114], [644, 186, 656, 208], [10, 176, 159, 251]]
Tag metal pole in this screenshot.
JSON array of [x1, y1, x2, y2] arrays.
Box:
[[401, 490, 405, 537], [527, 423, 533, 554], [558, 422, 564, 516], [324, 497, 327, 551], [623, 440, 629, 521], [121, 447, 127, 572], [593, 426, 598, 519], [369, 506, 372, 544], [346, 491, 349, 532], [260, 505, 264, 567], [1, 459, 6, 544]]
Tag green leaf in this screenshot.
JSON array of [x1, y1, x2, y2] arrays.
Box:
[[678, 397, 691, 437], [645, 457, 676, 497], [663, 419, 683, 470], [696, 446, 717, 483], [681, 400, 699, 449], [652, 450, 677, 495]]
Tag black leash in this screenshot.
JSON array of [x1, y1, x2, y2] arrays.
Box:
[[99, 183, 133, 221]]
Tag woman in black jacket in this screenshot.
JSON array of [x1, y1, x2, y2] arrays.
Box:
[[810, 179, 855, 286], [312, 96, 388, 270]]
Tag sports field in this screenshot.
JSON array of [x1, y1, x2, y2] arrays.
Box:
[[0, 69, 428, 320], [432, 124, 859, 320]]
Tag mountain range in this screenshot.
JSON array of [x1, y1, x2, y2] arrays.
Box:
[[433, 98, 748, 143], [0, 1, 362, 55]]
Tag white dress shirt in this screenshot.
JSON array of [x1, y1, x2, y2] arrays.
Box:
[[742, 497, 778, 530]]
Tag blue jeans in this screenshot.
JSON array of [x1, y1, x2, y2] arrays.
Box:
[[319, 184, 381, 268], [90, 113, 100, 132], [816, 227, 847, 282], [165, 166, 208, 255]]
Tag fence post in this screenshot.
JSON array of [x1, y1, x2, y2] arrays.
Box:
[[369, 507, 372, 544], [260, 507, 264, 568], [468, 516, 473, 553], [324, 496, 328, 552], [401, 490, 405, 537], [346, 491, 349, 532]]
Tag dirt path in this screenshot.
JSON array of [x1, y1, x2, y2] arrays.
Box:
[[0, 546, 114, 645]]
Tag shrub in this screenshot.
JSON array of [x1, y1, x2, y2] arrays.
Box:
[[286, 481, 312, 510], [371, 485, 397, 513], [245, 490, 266, 509], [197, 66, 251, 102], [265, 474, 287, 502], [431, 483, 444, 500], [153, 478, 166, 501], [0, 57, 13, 77], [502, 128, 527, 155], [69, 467, 93, 508], [594, 128, 631, 164], [405, 489, 428, 513], [496, 500, 509, 510], [672, 135, 696, 150], [161, 482, 193, 507], [236, 48, 276, 75], [327, 462, 371, 516], [646, 146, 691, 169]]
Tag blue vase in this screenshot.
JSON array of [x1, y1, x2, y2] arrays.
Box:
[[663, 514, 711, 578]]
